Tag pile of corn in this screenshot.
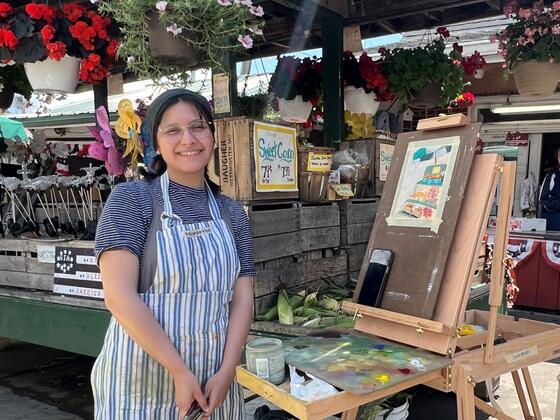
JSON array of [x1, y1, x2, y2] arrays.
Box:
[[255, 283, 355, 329]]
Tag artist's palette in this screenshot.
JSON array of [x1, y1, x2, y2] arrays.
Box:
[[283, 332, 450, 395]]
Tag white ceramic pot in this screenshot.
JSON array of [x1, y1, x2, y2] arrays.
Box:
[[278, 95, 313, 123], [513, 60, 560, 97], [344, 86, 380, 115], [374, 400, 409, 420], [474, 68, 485, 79], [24, 55, 81, 94]]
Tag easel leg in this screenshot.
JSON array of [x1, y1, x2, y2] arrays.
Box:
[[522, 367, 542, 420], [341, 406, 359, 420], [456, 366, 476, 420], [512, 370, 533, 420], [474, 396, 515, 420]]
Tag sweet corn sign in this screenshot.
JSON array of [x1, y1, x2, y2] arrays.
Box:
[[254, 122, 298, 192]]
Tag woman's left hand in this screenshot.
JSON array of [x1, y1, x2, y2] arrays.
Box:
[[201, 367, 235, 418]]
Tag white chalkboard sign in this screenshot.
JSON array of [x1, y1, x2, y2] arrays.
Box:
[[53, 247, 103, 300]]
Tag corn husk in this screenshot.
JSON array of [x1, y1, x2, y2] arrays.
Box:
[[255, 306, 278, 321], [277, 289, 294, 325], [317, 297, 340, 312]]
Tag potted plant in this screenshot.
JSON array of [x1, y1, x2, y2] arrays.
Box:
[[0, 64, 32, 109], [491, 1, 560, 96], [0, 2, 119, 93], [342, 51, 393, 115], [269, 55, 322, 123], [380, 27, 479, 108], [237, 91, 273, 119], [98, 0, 264, 85]]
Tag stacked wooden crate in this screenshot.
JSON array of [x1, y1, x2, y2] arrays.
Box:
[[339, 198, 380, 282], [249, 202, 347, 314]]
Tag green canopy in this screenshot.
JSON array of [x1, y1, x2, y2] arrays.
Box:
[[0, 116, 30, 141]]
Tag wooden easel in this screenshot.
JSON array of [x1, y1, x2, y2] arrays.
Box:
[[236, 115, 560, 420]]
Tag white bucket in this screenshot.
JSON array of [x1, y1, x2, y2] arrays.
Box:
[[24, 55, 81, 94], [474, 68, 485, 79], [278, 95, 313, 123], [344, 86, 380, 115]]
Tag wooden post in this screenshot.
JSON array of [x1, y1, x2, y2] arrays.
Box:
[[93, 79, 109, 116], [484, 161, 516, 363], [456, 365, 476, 420], [511, 370, 532, 420], [522, 367, 542, 420]]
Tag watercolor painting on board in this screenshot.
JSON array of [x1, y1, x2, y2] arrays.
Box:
[[385, 136, 461, 233], [282, 332, 450, 395]]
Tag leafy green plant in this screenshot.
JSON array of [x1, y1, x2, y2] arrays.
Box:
[[98, 0, 264, 85], [0, 64, 32, 100], [492, 1, 560, 72], [380, 27, 471, 107], [237, 92, 272, 119]]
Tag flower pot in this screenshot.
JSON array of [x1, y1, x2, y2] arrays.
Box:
[[278, 95, 312, 123], [148, 12, 201, 67], [24, 55, 81, 94], [344, 86, 380, 115], [412, 82, 441, 109], [375, 400, 409, 420], [474, 69, 485, 79], [513, 60, 560, 97], [0, 83, 14, 109]]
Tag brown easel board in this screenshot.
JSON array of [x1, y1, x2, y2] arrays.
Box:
[[354, 124, 481, 319], [350, 152, 501, 355]]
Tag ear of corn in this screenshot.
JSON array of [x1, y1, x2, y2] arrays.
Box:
[[255, 305, 278, 321], [317, 297, 340, 312], [277, 289, 294, 325], [303, 291, 318, 307], [288, 294, 304, 309]]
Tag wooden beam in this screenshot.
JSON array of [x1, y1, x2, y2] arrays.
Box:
[[376, 20, 399, 33]]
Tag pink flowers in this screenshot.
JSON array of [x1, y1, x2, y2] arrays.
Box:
[[166, 23, 182, 36], [250, 5, 264, 16], [554, 1, 560, 10], [518, 8, 532, 19], [249, 26, 263, 36], [217, 0, 232, 5], [155, 1, 168, 12], [553, 26, 560, 35], [238, 34, 253, 49]]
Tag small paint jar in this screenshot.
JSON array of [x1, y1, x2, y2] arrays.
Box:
[[245, 338, 285, 385]]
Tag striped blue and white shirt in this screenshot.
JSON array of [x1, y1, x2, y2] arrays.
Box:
[[95, 178, 255, 278]]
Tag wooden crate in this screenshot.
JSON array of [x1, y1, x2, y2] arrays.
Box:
[[339, 198, 379, 246], [339, 137, 395, 197], [248, 201, 340, 263], [0, 239, 93, 292], [212, 117, 299, 202]]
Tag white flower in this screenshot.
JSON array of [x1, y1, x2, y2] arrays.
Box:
[[166, 23, 183, 36], [235, 0, 252, 6], [127, 56, 136, 64], [217, 0, 232, 5], [249, 26, 263, 36], [90, 0, 98, 3], [156, 1, 168, 12], [238, 34, 253, 49], [250, 5, 264, 16]]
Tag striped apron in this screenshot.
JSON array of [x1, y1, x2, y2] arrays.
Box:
[[91, 172, 244, 419]]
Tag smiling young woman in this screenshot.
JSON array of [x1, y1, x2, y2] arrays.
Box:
[[91, 89, 255, 419]]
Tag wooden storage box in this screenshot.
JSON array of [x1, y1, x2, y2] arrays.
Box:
[[339, 137, 394, 197], [339, 198, 379, 246], [211, 117, 299, 202], [298, 146, 335, 202]]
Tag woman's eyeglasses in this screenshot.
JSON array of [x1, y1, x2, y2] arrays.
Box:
[[158, 120, 212, 142]]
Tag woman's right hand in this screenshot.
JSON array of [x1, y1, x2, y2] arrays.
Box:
[[173, 367, 209, 418]]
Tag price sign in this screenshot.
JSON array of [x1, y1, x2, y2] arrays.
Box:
[[307, 152, 333, 172], [254, 122, 298, 192]]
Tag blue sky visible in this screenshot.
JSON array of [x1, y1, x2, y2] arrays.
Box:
[[237, 33, 403, 76]]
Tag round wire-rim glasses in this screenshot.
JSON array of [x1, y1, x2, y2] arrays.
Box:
[[158, 120, 212, 142]]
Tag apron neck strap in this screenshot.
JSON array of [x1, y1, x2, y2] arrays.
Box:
[[159, 172, 221, 225]]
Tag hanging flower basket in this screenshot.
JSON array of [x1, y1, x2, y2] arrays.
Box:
[[24, 55, 81, 94], [512, 61, 560, 97], [278, 95, 312, 123], [147, 12, 200, 67], [344, 86, 380, 115], [411, 82, 442, 109], [0, 84, 14, 110]]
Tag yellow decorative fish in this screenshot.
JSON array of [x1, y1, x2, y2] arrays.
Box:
[[116, 99, 144, 169]]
